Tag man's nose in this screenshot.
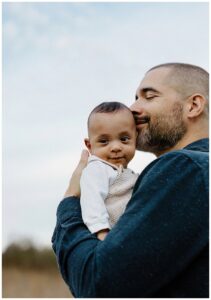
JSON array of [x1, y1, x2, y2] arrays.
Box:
[[130, 100, 144, 114]]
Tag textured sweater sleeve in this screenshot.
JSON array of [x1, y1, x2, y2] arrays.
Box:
[[52, 151, 209, 297]]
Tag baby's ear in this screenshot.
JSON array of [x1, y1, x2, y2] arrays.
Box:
[[84, 138, 91, 151]]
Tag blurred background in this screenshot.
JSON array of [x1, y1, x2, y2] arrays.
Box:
[[2, 2, 209, 298]]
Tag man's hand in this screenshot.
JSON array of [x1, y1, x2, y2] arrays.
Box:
[[64, 149, 89, 198]]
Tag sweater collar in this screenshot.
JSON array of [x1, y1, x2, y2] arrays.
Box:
[[184, 138, 209, 152]]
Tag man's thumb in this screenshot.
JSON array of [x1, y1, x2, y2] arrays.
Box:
[[79, 149, 89, 166]]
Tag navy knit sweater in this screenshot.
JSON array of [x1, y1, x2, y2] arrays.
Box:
[[52, 139, 209, 298]]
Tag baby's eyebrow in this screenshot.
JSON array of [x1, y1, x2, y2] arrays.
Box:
[[97, 134, 110, 138], [119, 131, 131, 136]]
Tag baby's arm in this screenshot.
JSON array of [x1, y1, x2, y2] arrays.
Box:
[[80, 160, 111, 239]]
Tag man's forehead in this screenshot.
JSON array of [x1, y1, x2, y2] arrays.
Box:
[[136, 67, 172, 93], [144, 67, 171, 83]]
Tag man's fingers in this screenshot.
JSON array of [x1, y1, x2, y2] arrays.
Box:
[[80, 149, 89, 163], [64, 150, 89, 198], [73, 149, 89, 177], [78, 149, 89, 168]]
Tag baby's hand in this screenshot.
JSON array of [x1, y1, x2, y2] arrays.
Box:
[[97, 229, 110, 241]]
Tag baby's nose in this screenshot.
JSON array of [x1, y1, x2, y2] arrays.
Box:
[[111, 142, 122, 152]]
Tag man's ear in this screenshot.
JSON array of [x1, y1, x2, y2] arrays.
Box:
[[186, 94, 207, 118], [84, 138, 91, 152]]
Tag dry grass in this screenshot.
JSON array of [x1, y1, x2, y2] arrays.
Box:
[[2, 267, 73, 298]]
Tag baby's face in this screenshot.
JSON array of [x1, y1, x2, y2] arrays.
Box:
[[85, 109, 137, 168]]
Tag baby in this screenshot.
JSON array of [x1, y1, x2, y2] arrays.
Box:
[[80, 102, 139, 240]]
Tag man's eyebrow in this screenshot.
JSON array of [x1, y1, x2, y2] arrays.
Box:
[[142, 87, 159, 94]]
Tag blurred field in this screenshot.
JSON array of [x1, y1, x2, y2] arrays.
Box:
[[2, 241, 73, 298], [2, 267, 72, 298]]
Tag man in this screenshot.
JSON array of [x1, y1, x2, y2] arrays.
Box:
[[52, 63, 209, 297]]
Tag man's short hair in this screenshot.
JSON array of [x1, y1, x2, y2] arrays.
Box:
[[148, 63, 209, 117], [148, 63, 209, 101], [88, 101, 131, 128]]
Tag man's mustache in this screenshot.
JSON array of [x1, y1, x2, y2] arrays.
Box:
[[133, 114, 150, 124]]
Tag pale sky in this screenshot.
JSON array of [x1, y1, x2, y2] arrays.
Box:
[[2, 2, 209, 249]]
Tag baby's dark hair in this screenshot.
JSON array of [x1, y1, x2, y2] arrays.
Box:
[[88, 101, 131, 127]]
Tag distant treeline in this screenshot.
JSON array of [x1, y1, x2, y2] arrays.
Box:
[[3, 241, 58, 270]]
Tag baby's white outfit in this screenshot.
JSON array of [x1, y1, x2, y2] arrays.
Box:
[[80, 155, 139, 233]]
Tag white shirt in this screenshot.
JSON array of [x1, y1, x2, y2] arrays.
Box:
[[80, 155, 119, 233]]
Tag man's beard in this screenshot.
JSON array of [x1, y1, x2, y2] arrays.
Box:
[[136, 102, 187, 155]]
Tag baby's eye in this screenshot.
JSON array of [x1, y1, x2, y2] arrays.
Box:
[[121, 136, 130, 142], [98, 139, 108, 144]]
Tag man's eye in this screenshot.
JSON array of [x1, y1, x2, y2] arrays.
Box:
[[145, 94, 156, 100]]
